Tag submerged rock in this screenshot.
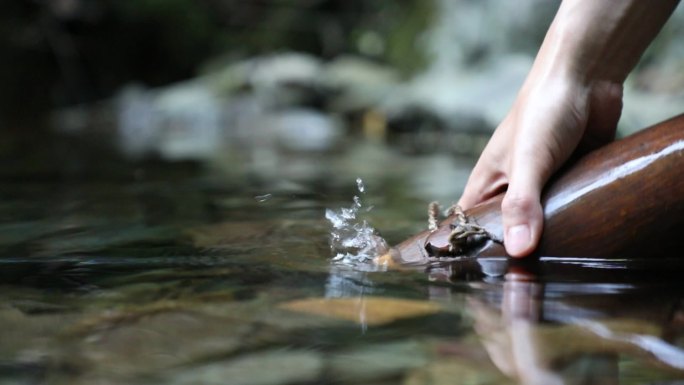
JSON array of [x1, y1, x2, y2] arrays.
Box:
[[167, 349, 323, 385], [279, 296, 442, 326], [66, 309, 252, 377], [328, 340, 430, 383], [404, 360, 512, 385]]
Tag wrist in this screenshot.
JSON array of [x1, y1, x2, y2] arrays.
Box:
[[543, 5, 622, 86], [538, 0, 678, 87]]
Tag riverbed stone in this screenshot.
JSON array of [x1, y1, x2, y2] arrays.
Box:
[[279, 296, 442, 326], [404, 359, 512, 385], [65, 308, 252, 378], [167, 349, 324, 385], [328, 340, 430, 383], [0, 306, 74, 360]]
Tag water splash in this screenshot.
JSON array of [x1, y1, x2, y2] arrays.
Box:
[[325, 178, 389, 268], [356, 177, 365, 193]]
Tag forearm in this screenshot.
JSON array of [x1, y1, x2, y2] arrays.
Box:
[[534, 0, 679, 86], [460, 0, 679, 258]]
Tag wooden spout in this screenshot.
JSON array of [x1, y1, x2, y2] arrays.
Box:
[[387, 114, 684, 265]]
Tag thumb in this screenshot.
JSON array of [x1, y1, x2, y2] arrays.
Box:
[[501, 166, 545, 258]]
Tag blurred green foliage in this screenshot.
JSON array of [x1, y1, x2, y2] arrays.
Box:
[[0, 0, 434, 123]]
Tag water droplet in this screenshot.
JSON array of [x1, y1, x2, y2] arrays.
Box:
[[254, 193, 273, 203], [353, 196, 362, 208], [356, 177, 365, 193]]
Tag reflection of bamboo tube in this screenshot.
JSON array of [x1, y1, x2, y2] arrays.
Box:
[[386, 114, 684, 264], [469, 295, 684, 381], [467, 276, 684, 380]]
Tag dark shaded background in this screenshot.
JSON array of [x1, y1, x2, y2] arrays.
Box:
[[0, 0, 431, 124]]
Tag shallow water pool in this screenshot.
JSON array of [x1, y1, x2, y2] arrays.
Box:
[[1, 129, 683, 385]]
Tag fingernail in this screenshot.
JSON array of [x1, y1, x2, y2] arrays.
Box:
[[506, 224, 531, 256]]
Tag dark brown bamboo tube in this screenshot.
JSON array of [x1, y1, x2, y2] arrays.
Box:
[[384, 114, 684, 266]]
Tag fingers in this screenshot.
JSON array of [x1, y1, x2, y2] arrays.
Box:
[[458, 159, 507, 209], [458, 78, 608, 257], [459, 114, 564, 257], [461, 154, 545, 258], [458, 127, 512, 209], [459, 144, 547, 257], [458, 113, 548, 257], [500, 127, 557, 257], [501, 177, 544, 258]]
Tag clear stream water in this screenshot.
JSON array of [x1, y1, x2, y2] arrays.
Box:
[[1, 129, 683, 385]]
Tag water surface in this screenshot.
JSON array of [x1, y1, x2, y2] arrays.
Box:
[[1, 130, 683, 385]]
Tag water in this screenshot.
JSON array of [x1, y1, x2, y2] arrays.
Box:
[[0, 130, 683, 385], [325, 178, 389, 268]]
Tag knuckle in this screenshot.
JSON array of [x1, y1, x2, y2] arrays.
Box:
[[501, 194, 537, 216]]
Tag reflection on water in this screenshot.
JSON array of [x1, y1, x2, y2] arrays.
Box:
[[0, 131, 683, 385], [462, 270, 684, 384]]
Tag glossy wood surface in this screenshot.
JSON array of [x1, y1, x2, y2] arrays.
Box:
[[390, 114, 684, 265]]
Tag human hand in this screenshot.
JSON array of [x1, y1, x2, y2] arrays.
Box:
[[458, 74, 622, 257], [455, 0, 681, 257]]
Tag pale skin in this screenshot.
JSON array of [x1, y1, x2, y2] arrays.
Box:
[[458, 0, 680, 257]]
